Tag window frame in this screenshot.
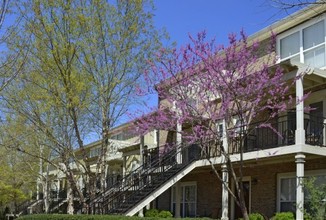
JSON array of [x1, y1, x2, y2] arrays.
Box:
[[277, 14, 326, 68], [276, 169, 326, 212], [171, 181, 197, 218]]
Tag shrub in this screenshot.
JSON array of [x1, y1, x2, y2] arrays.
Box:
[[304, 177, 326, 220], [271, 212, 294, 220], [249, 213, 265, 220], [144, 209, 160, 217], [157, 210, 173, 218]]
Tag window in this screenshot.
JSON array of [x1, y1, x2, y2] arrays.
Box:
[[217, 123, 223, 138], [279, 177, 296, 212], [171, 182, 197, 217], [277, 170, 326, 213], [89, 148, 101, 158], [278, 18, 326, 68], [280, 31, 300, 59]]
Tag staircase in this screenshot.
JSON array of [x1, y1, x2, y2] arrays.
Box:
[[90, 144, 201, 216]]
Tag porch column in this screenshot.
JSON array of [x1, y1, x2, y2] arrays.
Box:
[[295, 153, 305, 220], [176, 121, 182, 164], [57, 179, 60, 200], [221, 120, 229, 220], [140, 135, 144, 166], [221, 164, 229, 220], [138, 208, 144, 217], [122, 156, 127, 178], [295, 71, 305, 145], [175, 182, 181, 218]]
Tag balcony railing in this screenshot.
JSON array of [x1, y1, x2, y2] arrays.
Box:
[[178, 114, 326, 158], [228, 114, 326, 154]]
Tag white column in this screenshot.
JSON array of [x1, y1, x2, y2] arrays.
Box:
[[138, 208, 144, 217], [176, 122, 182, 164], [57, 179, 60, 200], [221, 164, 229, 220], [140, 135, 144, 166], [175, 183, 181, 218], [295, 153, 305, 220], [123, 156, 127, 178], [295, 72, 305, 145], [37, 145, 44, 200]]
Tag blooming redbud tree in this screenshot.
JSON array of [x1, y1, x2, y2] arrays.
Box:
[[135, 30, 303, 219]]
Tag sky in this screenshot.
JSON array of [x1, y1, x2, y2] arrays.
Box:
[[152, 0, 297, 47], [122, 0, 302, 128]]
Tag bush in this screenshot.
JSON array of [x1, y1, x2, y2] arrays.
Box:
[[249, 213, 265, 220], [144, 209, 160, 217], [144, 209, 172, 218], [271, 212, 294, 220], [157, 210, 173, 218]]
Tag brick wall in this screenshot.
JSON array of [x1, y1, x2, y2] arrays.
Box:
[[156, 156, 326, 218]]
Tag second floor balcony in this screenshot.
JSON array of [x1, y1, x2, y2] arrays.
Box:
[[160, 113, 326, 161], [202, 113, 326, 157]]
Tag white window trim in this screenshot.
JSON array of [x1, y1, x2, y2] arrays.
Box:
[[171, 181, 197, 217], [276, 169, 326, 212], [277, 13, 326, 65]]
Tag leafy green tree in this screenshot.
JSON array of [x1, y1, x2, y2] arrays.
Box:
[[2, 0, 167, 214], [0, 143, 37, 215], [304, 177, 326, 220]]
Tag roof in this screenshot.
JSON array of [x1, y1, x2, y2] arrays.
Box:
[[118, 142, 140, 153], [249, 3, 326, 42], [155, 4, 326, 91]]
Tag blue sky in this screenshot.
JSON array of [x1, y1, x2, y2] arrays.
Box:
[[126, 0, 301, 125], [153, 0, 297, 46]]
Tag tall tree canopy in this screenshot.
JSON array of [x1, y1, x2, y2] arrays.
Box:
[[1, 0, 167, 213]]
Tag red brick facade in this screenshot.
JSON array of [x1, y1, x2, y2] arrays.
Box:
[[157, 155, 326, 218]]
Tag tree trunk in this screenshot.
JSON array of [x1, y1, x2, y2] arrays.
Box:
[[43, 163, 50, 213], [67, 187, 74, 214]]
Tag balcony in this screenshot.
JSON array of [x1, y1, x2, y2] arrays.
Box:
[[229, 114, 326, 154], [142, 114, 325, 164]]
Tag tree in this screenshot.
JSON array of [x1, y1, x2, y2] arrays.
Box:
[[77, 0, 166, 196], [0, 138, 37, 215], [135, 31, 302, 220], [0, 0, 29, 93], [1, 0, 167, 214], [269, 0, 326, 11]]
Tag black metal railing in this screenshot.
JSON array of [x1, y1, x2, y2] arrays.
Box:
[[90, 144, 200, 214], [87, 114, 325, 214], [305, 114, 325, 146], [227, 114, 326, 154]]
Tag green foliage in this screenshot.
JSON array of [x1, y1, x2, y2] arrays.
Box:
[[304, 177, 326, 220], [238, 212, 265, 220], [0, 147, 33, 210], [249, 213, 265, 220], [157, 210, 173, 218], [144, 209, 173, 218], [271, 212, 294, 220], [144, 208, 160, 217]]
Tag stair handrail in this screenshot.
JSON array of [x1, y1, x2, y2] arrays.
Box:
[[93, 143, 201, 214]]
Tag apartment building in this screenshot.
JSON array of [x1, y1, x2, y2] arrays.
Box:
[[90, 4, 326, 220], [26, 4, 326, 220]]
